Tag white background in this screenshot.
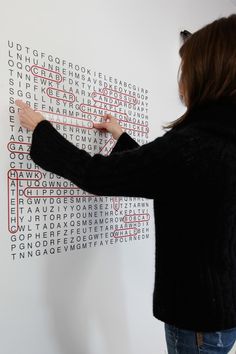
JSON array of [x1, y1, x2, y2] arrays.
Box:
[[0, 1, 235, 354]]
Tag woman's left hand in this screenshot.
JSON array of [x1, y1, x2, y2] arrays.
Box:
[[15, 100, 45, 131]]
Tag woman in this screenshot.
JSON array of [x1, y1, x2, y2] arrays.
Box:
[[16, 14, 236, 354]]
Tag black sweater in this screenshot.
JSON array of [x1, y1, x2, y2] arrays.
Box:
[[30, 100, 236, 331]]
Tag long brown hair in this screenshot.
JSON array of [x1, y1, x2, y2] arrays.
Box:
[[165, 14, 236, 130]]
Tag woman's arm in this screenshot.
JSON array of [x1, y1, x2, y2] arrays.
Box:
[[110, 132, 140, 154], [29, 120, 180, 199], [15, 99, 139, 154], [93, 113, 140, 154], [16, 100, 185, 199]]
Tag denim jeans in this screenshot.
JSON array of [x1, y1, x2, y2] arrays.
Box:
[[165, 323, 236, 354]]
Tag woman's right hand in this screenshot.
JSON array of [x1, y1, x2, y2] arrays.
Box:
[[93, 114, 124, 140]]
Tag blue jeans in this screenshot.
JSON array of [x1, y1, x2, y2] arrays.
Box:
[[165, 323, 236, 353]]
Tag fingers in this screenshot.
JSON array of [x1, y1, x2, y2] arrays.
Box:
[[103, 114, 115, 122], [16, 100, 44, 131], [93, 122, 108, 129], [93, 114, 121, 134], [15, 99, 25, 108], [94, 114, 112, 129], [15, 100, 35, 116], [15, 100, 29, 109]]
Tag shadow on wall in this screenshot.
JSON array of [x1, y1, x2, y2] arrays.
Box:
[[44, 246, 133, 354]]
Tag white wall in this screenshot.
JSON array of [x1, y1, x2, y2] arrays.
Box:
[[0, 1, 235, 354]]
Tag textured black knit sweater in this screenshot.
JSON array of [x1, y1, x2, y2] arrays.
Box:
[[30, 100, 236, 332]]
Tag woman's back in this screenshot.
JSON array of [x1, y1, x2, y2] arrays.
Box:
[[152, 100, 236, 331]]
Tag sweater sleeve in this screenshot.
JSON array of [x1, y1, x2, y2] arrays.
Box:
[[110, 132, 140, 154], [30, 120, 180, 199]]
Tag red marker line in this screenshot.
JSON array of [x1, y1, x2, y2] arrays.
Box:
[[113, 227, 139, 238], [119, 120, 149, 134], [79, 104, 149, 135], [123, 213, 150, 223], [112, 197, 120, 211], [30, 65, 62, 83], [23, 186, 81, 198], [8, 172, 19, 234], [7, 141, 31, 154], [102, 88, 138, 105], [37, 110, 93, 129], [99, 138, 116, 155], [106, 143, 116, 155], [91, 92, 121, 107], [79, 103, 128, 119], [7, 169, 42, 233], [46, 87, 76, 103], [7, 169, 42, 181]]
